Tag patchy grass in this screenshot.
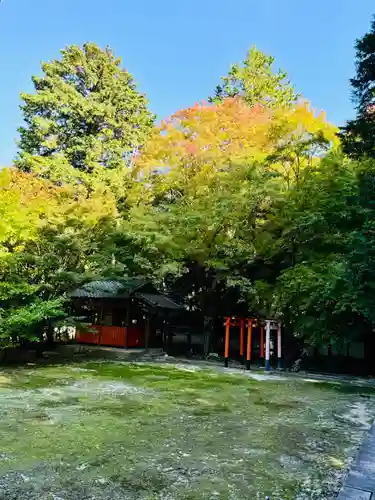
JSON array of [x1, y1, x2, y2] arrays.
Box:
[[0, 362, 374, 500]]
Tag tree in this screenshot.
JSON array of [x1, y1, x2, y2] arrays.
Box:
[[17, 43, 154, 184], [3, 38, 357, 357], [136, 97, 338, 195], [341, 16, 375, 158], [252, 153, 375, 348], [136, 98, 273, 192], [209, 45, 298, 108], [0, 168, 60, 252], [133, 95, 339, 351], [0, 168, 110, 342], [268, 102, 339, 186], [0, 165, 175, 344], [0, 169, 70, 342]]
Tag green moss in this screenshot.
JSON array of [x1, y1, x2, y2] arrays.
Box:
[[312, 380, 375, 395], [0, 361, 373, 499]]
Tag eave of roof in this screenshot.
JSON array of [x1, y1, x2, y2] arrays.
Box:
[[135, 292, 182, 310]]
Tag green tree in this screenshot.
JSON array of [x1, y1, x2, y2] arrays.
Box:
[[135, 94, 339, 352], [143, 162, 275, 354], [17, 43, 154, 183], [209, 45, 298, 108], [254, 154, 374, 346], [0, 167, 172, 344], [341, 16, 375, 158]]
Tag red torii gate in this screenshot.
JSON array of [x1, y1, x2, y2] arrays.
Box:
[[223, 316, 281, 370]]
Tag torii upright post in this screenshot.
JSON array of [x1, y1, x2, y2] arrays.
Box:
[[265, 320, 271, 371], [246, 318, 252, 371], [277, 322, 282, 369], [260, 325, 264, 359], [224, 317, 230, 368], [239, 318, 245, 362]]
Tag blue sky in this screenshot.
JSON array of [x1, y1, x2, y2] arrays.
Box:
[[0, 0, 374, 165]]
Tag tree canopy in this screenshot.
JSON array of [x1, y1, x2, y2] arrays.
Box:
[[341, 16, 375, 158], [17, 43, 154, 186], [209, 45, 298, 108], [2, 30, 375, 361]]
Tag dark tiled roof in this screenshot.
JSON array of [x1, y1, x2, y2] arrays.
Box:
[[135, 292, 182, 310], [68, 278, 146, 299]]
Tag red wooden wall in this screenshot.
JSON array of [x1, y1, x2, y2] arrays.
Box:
[[76, 325, 145, 348]]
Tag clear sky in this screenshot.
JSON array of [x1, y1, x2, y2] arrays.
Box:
[[0, 0, 374, 165]]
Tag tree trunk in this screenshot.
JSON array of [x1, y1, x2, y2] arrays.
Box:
[[46, 321, 54, 347], [203, 316, 213, 357], [203, 275, 219, 357]]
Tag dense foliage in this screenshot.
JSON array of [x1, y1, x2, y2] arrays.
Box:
[[2, 29, 375, 357], [209, 45, 298, 108], [17, 43, 154, 190], [341, 16, 375, 158]]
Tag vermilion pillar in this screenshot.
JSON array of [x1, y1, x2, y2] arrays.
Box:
[[246, 318, 252, 371], [224, 317, 230, 367]]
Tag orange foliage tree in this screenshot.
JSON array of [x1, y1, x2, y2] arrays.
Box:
[[136, 98, 272, 190], [135, 97, 338, 195]]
